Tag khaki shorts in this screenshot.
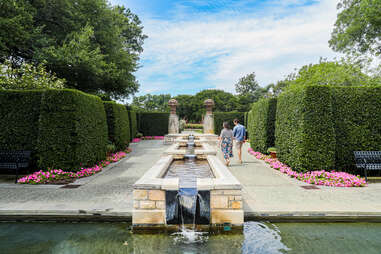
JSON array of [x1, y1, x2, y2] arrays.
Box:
[[235, 140, 243, 149]]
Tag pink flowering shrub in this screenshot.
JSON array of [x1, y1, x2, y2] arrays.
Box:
[[18, 149, 131, 184], [247, 148, 367, 187]]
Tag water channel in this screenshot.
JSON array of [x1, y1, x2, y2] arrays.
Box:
[[1, 221, 381, 254]]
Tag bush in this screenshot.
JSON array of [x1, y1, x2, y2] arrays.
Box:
[[248, 98, 277, 154], [37, 89, 108, 170], [275, 86, 336, 172], [332, 86, 381, 171], [103, 101, 130, 150], [0, 90, 44, 168], [184, 123, 203, 129], [138, 112, 169, 136], [128, 110, 137, 140], [214, 112, 245, 135]]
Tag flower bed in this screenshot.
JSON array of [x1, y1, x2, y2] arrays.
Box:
[[131, 136, 164, 143], [17, 148, 132, 184], [247, 148, 367, 187]]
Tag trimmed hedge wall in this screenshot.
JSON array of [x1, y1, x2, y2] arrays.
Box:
[[138, 112, 169, 136], [0, 90, 44, 168], [128, 110, 137, 140], [214, 112, 245, 135], [104, 102, 130, 150], [332, 86, 381, 171], [275, 85, 381, 173], [248, 98, 277, 154], [0, 89, 108, 171], [275, 86, 336, 172], [37, 89, 108, 170]]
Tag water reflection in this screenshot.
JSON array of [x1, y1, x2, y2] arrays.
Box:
[[1, 222, 381, 254]]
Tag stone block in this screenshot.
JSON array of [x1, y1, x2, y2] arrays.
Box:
[[211, 195, 228, 209], [140, 200, 156, 209], [223, 190, 242, 195], [230, 201, 242, 209], [133, 210, 166, 224], [211, 210, 244, 225], [229, 196, 234, 201], [156, 201, 165, 209], [234, 195, 242, 201], [133, 201, 139, 209], [149, 190, 165, 201], [133, 190, 148, 200], [211, 190, 224, 195]]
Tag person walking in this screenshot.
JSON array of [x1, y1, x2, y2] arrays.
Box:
[[219, 122, 233, 166], [233, 118, 246, 164]]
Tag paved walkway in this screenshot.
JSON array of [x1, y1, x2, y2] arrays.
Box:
[[0, 140, 380, 220], [218, 143, 381, 218], [0, 141, 165, 218]]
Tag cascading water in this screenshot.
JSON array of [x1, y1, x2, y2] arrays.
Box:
[[167, 134, 210, 243]]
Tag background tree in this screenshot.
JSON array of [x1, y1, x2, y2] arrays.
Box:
[[131, 94, 171, 112], [329, 0, 381, 56], [0, 60, 65, 90], [0, 0, 147, 99], [287, 59, 378, 88]]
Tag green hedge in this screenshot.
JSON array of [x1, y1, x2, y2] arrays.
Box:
[[214, 112, 245, 135], [332, 86, 381, 171], [0, 90, 44, 168], [138, 112, 169, 136], [128, 110, 137, 140], [248, 98, 277, 154], [37, 89, 108, 170], [275, 86, 336, 172], [244, 112, 249, 128], [184, 123, 203, 129], [104, 102, 130, 150]]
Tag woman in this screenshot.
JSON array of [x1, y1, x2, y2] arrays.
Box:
[[219, 121, 233, 166]]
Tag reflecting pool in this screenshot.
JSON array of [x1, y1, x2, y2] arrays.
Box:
[[1, 221, 381, 254]]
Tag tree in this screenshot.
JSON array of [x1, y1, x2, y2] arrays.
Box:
[[329, 0, 381, 56], [131, 94, 171, 112], [0, 0, 147, 99], [287, 59, 377, 88], [235, 72, 260, 95], [0, 60, 65, 90]]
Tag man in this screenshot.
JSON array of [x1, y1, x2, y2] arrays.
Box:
[[232, 118, 246, 164]]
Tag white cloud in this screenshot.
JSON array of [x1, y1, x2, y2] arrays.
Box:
[[135, 0, 342, 95]]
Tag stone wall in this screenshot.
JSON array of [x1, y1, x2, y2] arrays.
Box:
[[210, 189, 244, 225], [133, 190, 166, 224]]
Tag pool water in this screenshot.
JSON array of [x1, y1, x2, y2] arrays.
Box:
[[1, 222, 381, 254]]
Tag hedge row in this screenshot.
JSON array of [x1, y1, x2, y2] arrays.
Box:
[[275, 86, 336, 172], [38, 90, 108, 170], [214, 112, 245, 135], [332, 87, 381, 170], [137, 112, 169, 136], [0, 89, 109, 171], [104, 102, 130, 150], [0, 90, 43, 168], [274, 85, 381, 172], [248, 98, 277, 154], [128, 110, 137, 140]]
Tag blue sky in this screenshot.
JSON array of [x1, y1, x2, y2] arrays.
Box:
[[109, 0, 341, 97]]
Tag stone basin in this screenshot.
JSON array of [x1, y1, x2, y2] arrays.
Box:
[[132, 155, 243, 230]]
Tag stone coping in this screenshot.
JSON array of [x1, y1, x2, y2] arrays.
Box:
[[133, 154, 242, 191], [164, 143, 217, 158]]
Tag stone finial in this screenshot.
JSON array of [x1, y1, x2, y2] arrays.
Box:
[[168, 99, 178, 114], [204, 99, 215, 114]]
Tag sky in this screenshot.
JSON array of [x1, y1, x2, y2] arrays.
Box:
[[109, 0, 342, 96]]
